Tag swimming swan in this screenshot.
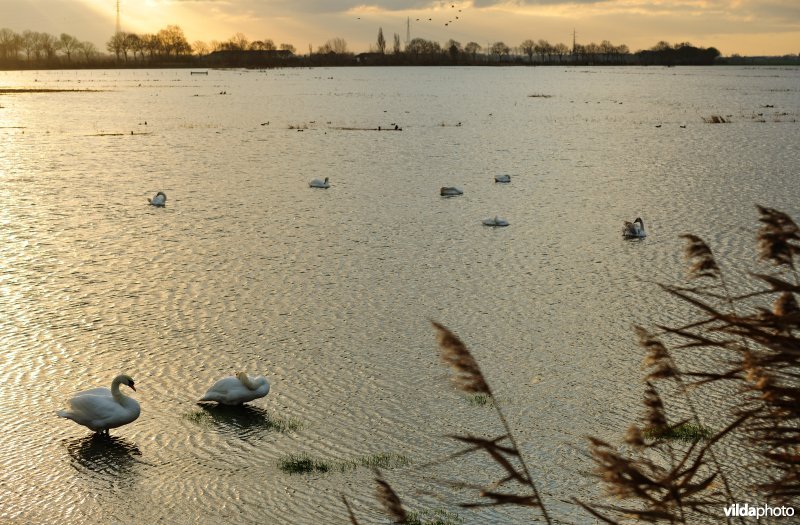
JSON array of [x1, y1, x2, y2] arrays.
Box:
[[494, 174, 511, 183], [623, 217, 646, 238], [440, 187, 464, 197], [198, 372, 270, 405], [483, 216, 509, 227], [149, 192, 167, 207], [309, 177, 330, 189], [57, 375, 140, 434]]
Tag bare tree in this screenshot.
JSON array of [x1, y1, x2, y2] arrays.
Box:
[[106, 32, 124, 61], [318, 37, 348, 54], [377, 27, 385, 54], [192, 41, 209, 56], [279, 43, 296, 54], [56, 33, 79, 62], [520, 39, 535, 63], [158, 25, 190, 56], [78, 41, 96, 62], [20, 30, 37, 61], [464, 41, 481, 61], [490, 41, 510, 59], [0, 28, 21, 61], [227, 32, 249, 51]]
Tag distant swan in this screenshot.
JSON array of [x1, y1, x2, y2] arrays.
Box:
[[149, 192, 166, 207], [483, 216, 509, 227], [494, 174, 511, 183], [199, 372, 270, 405], [440, 187, 464, 197], [57, 374, 140, 434], [623, 217, 646, 238], [309, 177, 330, 189]]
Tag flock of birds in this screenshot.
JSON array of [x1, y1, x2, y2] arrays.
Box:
[[57, 372, 269, 434], [357, 4, 465, 28]]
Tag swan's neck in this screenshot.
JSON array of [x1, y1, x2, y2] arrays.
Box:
[[110, 377, 128, 403], [237, 372, 258, 390]]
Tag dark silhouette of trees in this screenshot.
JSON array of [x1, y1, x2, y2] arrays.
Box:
[[0, 24, 741, 70], [376, 28, 385, 54], [490, 41, 510, 61], [637, 41, 720, 65], [520, 39, 535, 63], [445, 39, 461, 61], [464, 41, 481, 61], [318, 37, 348, 54]]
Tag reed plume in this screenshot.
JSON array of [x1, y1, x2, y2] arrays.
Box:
[[375, 469, 408, 524]]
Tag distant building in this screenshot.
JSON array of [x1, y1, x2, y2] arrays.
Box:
[[355, 52, 385, 65], [201, 50, 293, 67]]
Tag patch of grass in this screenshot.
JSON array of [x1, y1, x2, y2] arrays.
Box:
[[183, 408, 302, 433], [528, 93, 553, 98], [277, 452, 410, 475], [406, 509, 463, 525], [643, 422, 713, 443], [338, 453, 411, 471], [278, 453, 330, 474], [465, 393, 493, 406]]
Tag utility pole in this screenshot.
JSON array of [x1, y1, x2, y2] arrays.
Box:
[[406, 17, 410, 45], [572, 29, 576, 54], [116, 0, 121, 34]]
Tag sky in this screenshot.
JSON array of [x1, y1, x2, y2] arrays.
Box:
[[1, 0, 798, 56]]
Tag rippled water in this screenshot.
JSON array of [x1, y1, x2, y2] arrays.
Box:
[[0, 66, 798, 524]]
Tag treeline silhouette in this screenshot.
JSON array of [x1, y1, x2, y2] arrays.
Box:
[[0, 24, 753, 70]]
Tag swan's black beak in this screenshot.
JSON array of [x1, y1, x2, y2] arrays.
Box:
[[130, 384, 136, 392]]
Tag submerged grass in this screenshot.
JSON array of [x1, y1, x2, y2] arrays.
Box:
[[278, 452, 410, 474], [643, 422, 713, 443], [406, 509, 464, 525], [183, 408, 302, 433], [278, 453, 330, 474], [464, 393, 494, 406]]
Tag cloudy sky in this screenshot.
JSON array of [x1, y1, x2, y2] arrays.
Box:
[[2, 0, 798, 55]]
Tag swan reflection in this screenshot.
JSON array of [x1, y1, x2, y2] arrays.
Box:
[[65, 434, 142, 482]]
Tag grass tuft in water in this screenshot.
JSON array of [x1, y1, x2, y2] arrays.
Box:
[[278, 453, 330, 474], [465, 393, 493, 406], [643, 422, 713, 443], [406, 509, 464, 525], [278, 452, 410, 475]]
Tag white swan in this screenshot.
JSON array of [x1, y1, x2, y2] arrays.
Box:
[[440, 187, 464, 197], [623, 217, 646, 238], [309, 177, 330, 189], [198, 372, 270, 405], [57, 375, 140, 434], [149, 192, 167, 207], [483, 216, 509, 227], [494, 174, 511, 183]]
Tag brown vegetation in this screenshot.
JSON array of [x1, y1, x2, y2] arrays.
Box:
[[347, 207, 800, 523]]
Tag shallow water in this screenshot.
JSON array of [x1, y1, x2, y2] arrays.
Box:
[[0, 66, 798, 524]]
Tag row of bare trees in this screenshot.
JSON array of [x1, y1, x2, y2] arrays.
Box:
[[0, 28, 97, 63]]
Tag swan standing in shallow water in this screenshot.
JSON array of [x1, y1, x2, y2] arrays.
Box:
[[623, 217, 646, 238], [199, 372, 270, 405], [149, 192, 166, 207], [483, 216, 510, 227], [494, 174, 511, 183], [57, 375, 140, 434], [309, 177, 330, 189], [440, 187, 464, 196]]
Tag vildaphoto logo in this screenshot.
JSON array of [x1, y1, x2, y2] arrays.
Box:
[[724, 503, 795, 519]]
